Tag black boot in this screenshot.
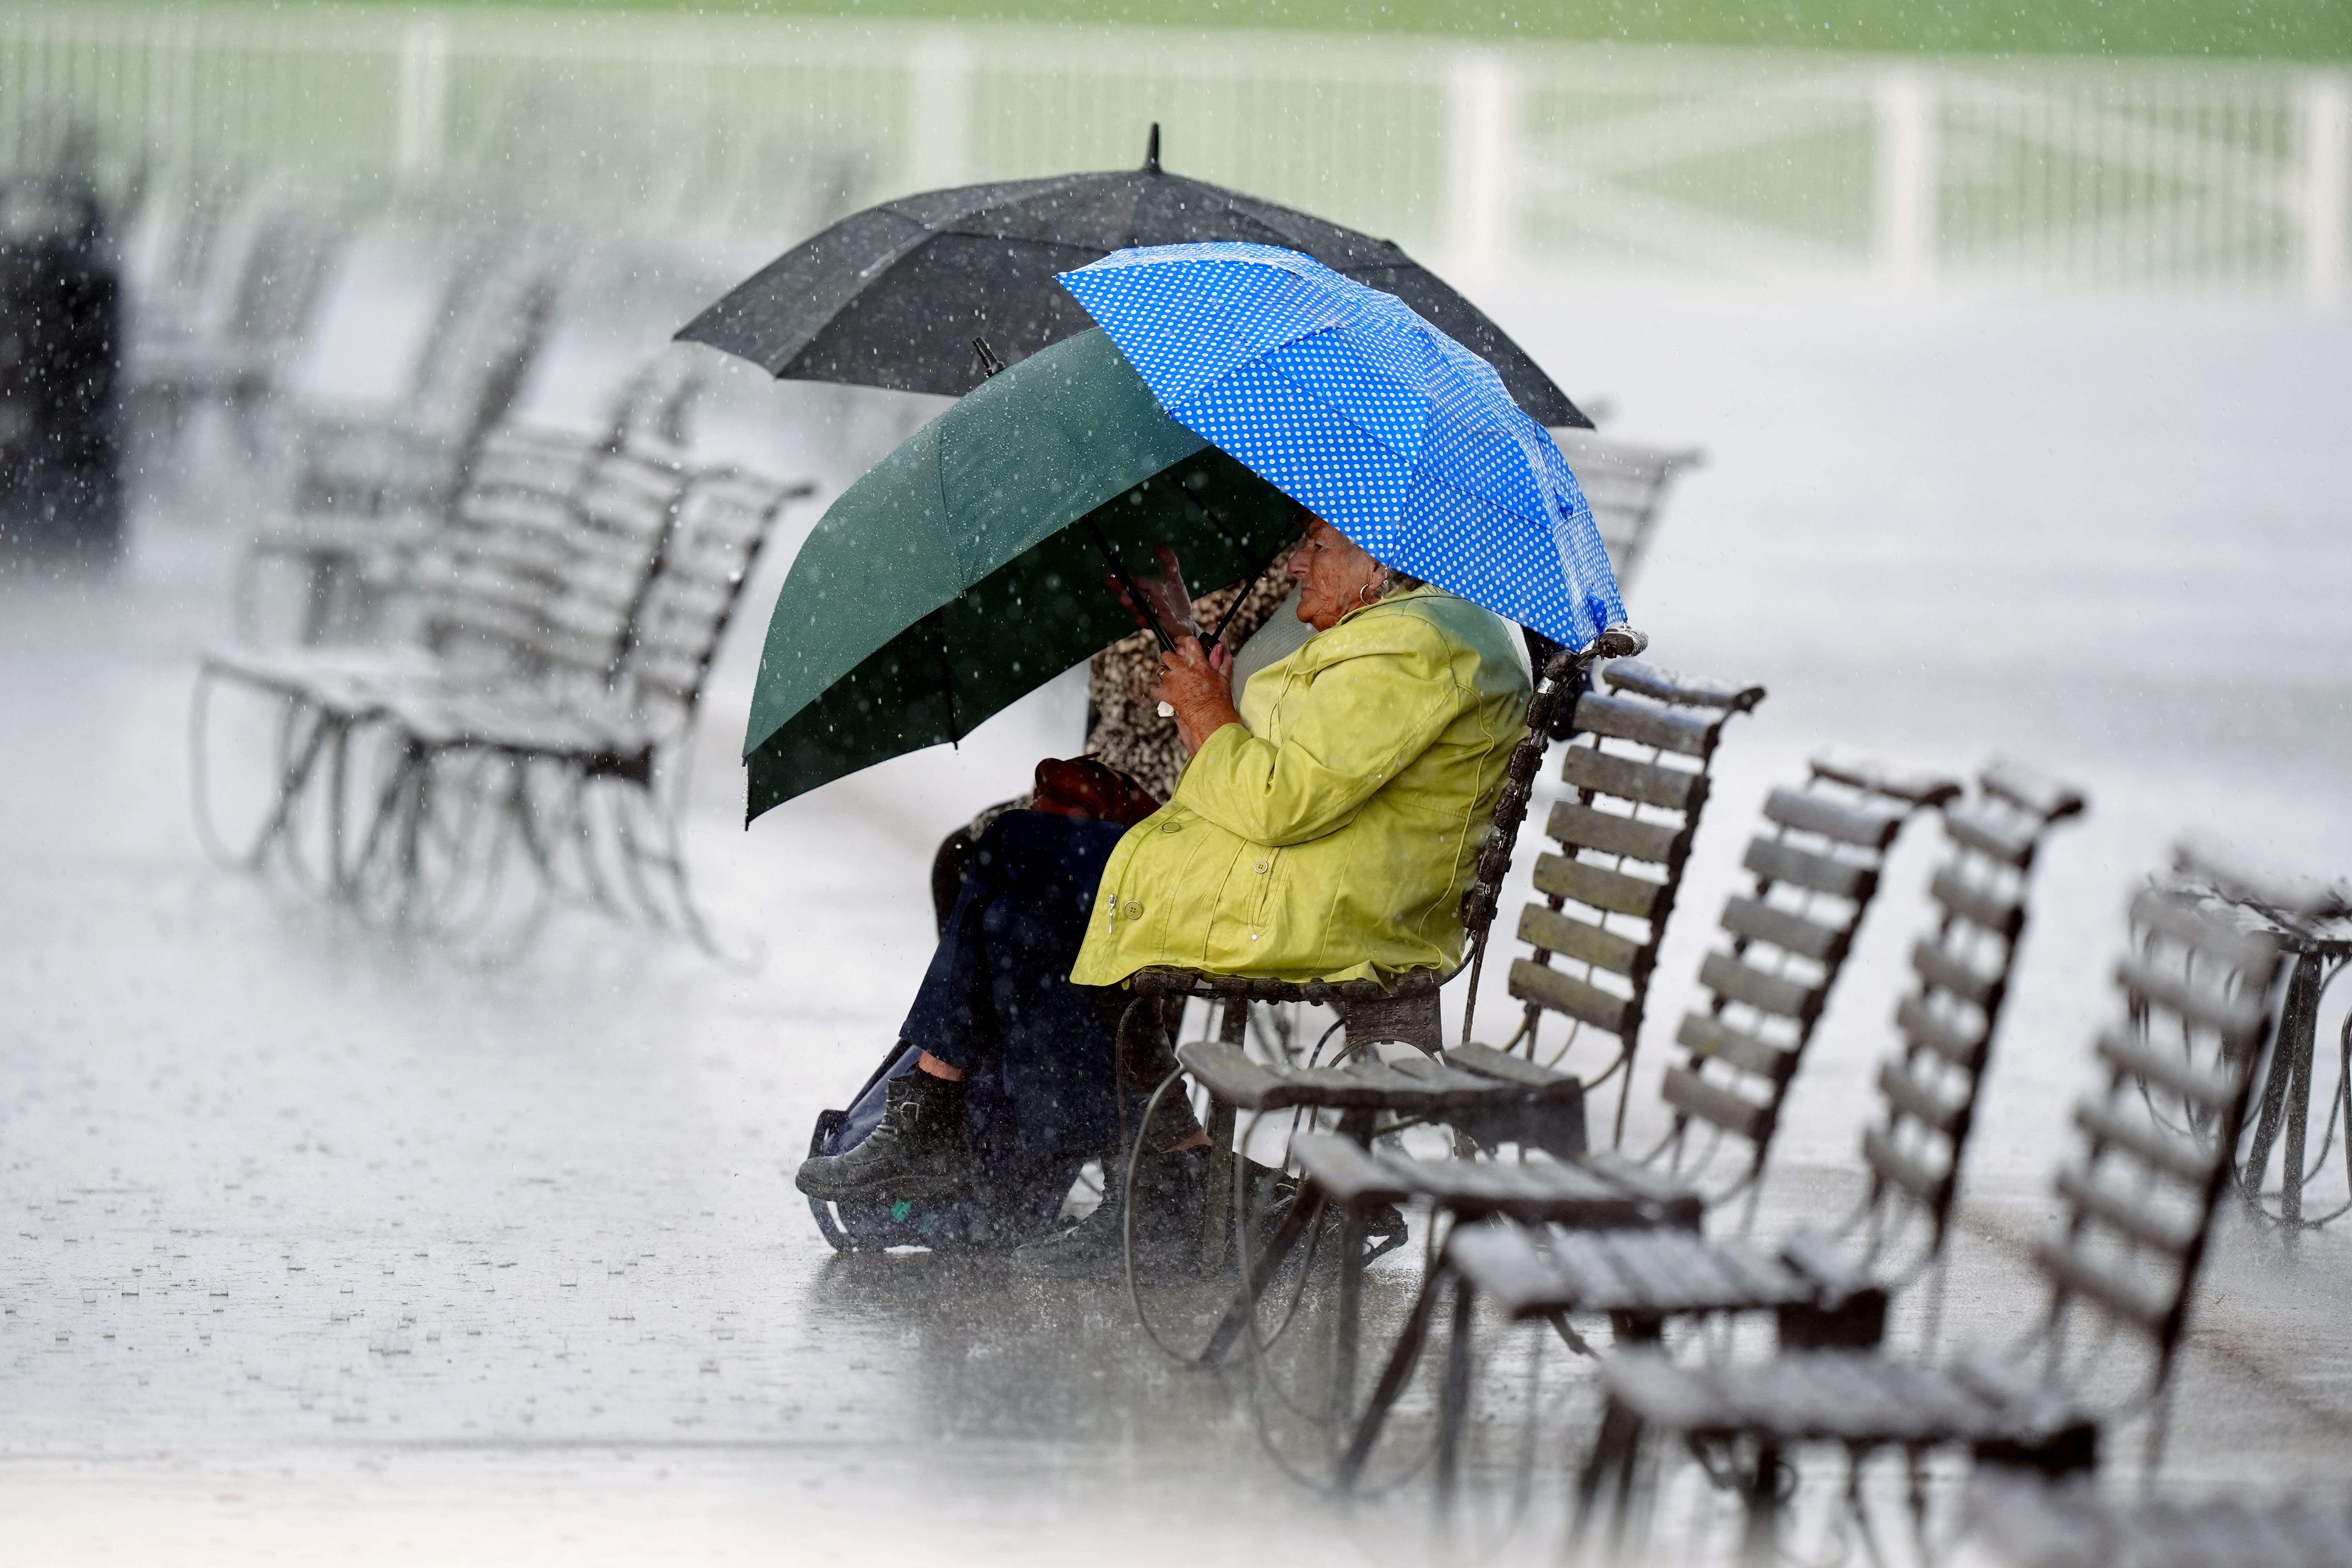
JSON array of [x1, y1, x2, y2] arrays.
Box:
[[795, 1069, 969, 1203], [1013, 1145, 1210, 1278]]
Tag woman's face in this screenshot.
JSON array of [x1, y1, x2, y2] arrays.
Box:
[[1289, 517, 1386, 632]]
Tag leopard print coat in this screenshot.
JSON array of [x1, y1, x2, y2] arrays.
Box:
[[1083, 554, 1298, 803], [961, 554, 1298, 838]]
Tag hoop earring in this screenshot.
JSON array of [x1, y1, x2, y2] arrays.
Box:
[[1358, 581, 1379, 607]]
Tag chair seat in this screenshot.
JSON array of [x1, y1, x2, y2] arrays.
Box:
[[1449, 1218, 1808, 1319], [379, 686, 656, 771], [1176, 1037, 1580, 1121], [1292, 1137, 1662, 1227], [201, 642, 446, 716], [202, 645, 656, 774], [1131, 965, 1445, 1006], [1602, 1346, 2083, 1449]]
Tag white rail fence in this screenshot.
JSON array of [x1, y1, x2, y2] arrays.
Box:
[[2, 4, 2346, 299]]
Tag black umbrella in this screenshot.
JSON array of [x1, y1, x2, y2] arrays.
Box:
[[677, 126, 1589, 428]]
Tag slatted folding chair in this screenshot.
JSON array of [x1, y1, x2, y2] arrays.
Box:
[[1580, 752, 1991, 1222], [329, 445, 709, 929], [1506, 658, 1767, 1147], [288, 250, 563, 518], [1323, 755, 2043, 1493], [449, 465, 813, 946], [1548, 428, 1702, 593], [125, 198, 344, 460], [597, 350, 705, 452], [244, 251, 564, 644], [192, 431, 674, 906], [120, 171, 247, 356], [1575, 873, 2285, 1566], [1455, 762, 2087, 1350]]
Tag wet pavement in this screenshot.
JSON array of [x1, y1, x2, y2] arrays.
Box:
[[4, 292, 2351, 1564]]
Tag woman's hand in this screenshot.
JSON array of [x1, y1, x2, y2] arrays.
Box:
[[1149, 635, 1240, 755]]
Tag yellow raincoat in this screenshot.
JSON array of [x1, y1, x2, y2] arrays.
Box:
[[1070, 585, 1530, 987]]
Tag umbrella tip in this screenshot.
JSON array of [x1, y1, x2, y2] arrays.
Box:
[[972, 337, 1006, 378], [1145, 123, 1161, 174]]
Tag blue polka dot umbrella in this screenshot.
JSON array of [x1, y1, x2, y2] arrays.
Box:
[[1058, 243, 1626, 650]]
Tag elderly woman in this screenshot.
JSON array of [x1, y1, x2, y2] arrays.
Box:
[[795, 510, 1530, 1268]]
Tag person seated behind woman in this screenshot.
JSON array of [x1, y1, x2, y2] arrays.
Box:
[[926, 552, 1300, 929], [794, 506, 1532, 1270]]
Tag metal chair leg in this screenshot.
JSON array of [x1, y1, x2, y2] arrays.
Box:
[[1200, 1184, 1318, 1366], [1331, 1207, 1369, 1428], [1337, 1260, 1449, 1491], [1739, 1440, 1785, 1568], [2243, 953, 2321, 1230], [1433, 1267, 1476, 1514], [1325, 1105, 1378, 1429], [1196, 1002, 1245, 1272], [1572, 1395, 1643, 1558]]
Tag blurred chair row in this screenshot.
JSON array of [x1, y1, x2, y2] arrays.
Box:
[[1128, 651, 2340, 1564], [192, 426, 806, 951], [136, 178, 816, 952]]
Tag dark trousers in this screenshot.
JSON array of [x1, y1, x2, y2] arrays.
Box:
[[901, 809, 1131, 1158]]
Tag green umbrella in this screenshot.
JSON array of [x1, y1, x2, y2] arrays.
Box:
[[744, 327, 1296, 822]]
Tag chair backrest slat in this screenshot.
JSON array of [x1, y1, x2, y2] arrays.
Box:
[[1549, 799, 1681, 863], [1862, 761, 2085, 1255], [1655, 754, 1964, 1190], [612, 467, 809, 724], [2031, 880, 2281, 1383], [1500, 657, 1764, 1144], [1742, 837, 1878, 900], [1531, 853, 1663, 920], [1572, 692, 1721, 758], [1721, 897, 1850, 964], [1676, 1014, 1793, 1082], [1517, 904, 1644, 977], [1561, 746, 1703, 812], [419, 428, 684, 688], [1763, 786, 1907, 849]]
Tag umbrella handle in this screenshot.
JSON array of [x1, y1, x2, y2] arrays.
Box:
[[1202, 524, 1298, 651], [1086, 521, 1180, 655]]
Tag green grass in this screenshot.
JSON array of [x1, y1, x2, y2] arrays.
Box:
[[185, 0, 2352, 63]]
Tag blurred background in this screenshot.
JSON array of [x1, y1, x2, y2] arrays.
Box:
[[9, 1, 2350, 297], [2, 4, 2349, 1564]]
